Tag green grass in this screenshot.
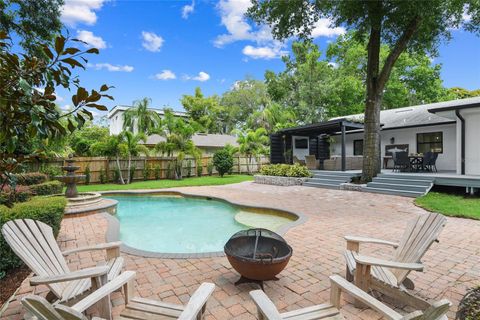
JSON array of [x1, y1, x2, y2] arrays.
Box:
[[76, 175, 253, 192], [415, 192, 480, 220]]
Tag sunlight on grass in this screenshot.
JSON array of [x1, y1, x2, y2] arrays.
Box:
[[415, 192, 480, 220], [76, 175, 253, 192]]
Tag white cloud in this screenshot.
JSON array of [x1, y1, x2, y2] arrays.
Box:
[[242, 45, 287, 60], [182, 1, 195, 19], [155, 70, 176, 80], [311, 19, 346, 38], [214, 0, 273, 47], [76, 30, 107, 49], [93, 63, 134, 72], [61, 0, 107, 27], [141, 31, 164, 52], [185, 71, 210, 82]]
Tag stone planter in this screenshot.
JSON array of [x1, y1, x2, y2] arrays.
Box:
[[254, 175, 308, 186]]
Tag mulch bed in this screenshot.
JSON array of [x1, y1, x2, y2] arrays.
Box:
[[0, 265, 31, 307]]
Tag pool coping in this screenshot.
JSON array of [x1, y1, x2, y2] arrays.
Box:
[[100, 189, 308, 259]]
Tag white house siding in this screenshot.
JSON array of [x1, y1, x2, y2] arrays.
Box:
[[109, 111, 124, 135], [330, 123, 457, 171], [462, 108, 480, 175]]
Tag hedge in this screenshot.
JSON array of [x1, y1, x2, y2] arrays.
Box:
[[259, 163, 312, 178], [13, 173, 48, 186], [29, 181, 63, 196], [0, 196, 67, 278]]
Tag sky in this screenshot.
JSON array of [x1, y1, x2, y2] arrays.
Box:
[[56, 0, 480, 116]]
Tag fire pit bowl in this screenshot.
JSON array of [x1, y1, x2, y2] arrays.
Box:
[[224, 228, 292, 286]]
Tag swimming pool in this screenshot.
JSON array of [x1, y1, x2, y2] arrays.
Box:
[[105, 194, 297, 255]]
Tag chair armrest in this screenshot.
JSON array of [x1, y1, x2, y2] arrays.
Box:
[[178, 283, 216, 320], [62, 241, 122, 256], [69, 271, 136, 313], [329, 275, 420, 320], [30, 266, 110, 285], [353, 253, 424, 271], [249, 290, 282, 320], [344, 236, 399, 248]]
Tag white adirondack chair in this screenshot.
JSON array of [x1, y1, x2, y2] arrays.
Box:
[[22, 271, 216, 320], [250, 275, 451, 320], [343, 212, 447, 309], [2, 219, 124, 303]]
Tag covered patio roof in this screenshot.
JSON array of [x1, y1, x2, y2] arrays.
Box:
[[278, 118, 364, 136]]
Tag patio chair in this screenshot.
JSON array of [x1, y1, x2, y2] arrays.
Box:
[[305, 155, 320, 170], [392, 152, 410, 172], [424, 152, 438, 172], [22, 271, 215, 320], [250, 274, 450, 320], [344, 212, 447, 309], [1, 219, 124, 303]]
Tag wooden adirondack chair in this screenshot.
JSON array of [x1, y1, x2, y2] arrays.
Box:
[[250, 275, 450, 320], [343, 212, 447, 309], [2, 219, 124, 303], [22, 271, 216, 320]]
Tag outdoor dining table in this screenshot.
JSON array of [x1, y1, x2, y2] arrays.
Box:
[[408, 155, 424, 172]]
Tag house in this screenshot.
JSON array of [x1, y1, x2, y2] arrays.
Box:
[[270, 97, 480, 176], [107, 105, 238, 155]]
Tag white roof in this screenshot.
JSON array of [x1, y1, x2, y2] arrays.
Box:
[[108, 105, 188, 119]]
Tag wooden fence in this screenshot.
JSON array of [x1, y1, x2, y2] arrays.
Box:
[[25, 156, 269, 184]]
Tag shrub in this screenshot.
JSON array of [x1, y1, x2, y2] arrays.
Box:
[[457, 286, 480, 320], [39, 164, 63, 180], [259, 164, 311, 178], [213, 149, 234, 177], [0, 196, 67, 278], [154, 164, 161, 180], [113, 167, 121, 183], [29, 181, 63, 195], [143, 165, 151, 181], [129, 165, 136, 183], [84, 166, 91, 185], [207, 161, 214, 176], [99, 168, 106, 184], [186, 160, 192, 178], [196, 160, 203, 177], [13, 173, 47, 186], [0, 185, 33, 205]]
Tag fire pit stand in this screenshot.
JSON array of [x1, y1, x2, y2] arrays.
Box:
[[224, 228, 293, 290]]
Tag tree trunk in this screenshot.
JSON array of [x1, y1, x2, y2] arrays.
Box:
[[361, 6, 383, 183], [246, 155, 251, 174], [116, 157, 125, 184]]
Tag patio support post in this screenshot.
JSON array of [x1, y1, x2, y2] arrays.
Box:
[[341, 122, 346, 171]]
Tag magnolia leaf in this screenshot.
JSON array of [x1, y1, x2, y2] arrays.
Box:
[[43, 46, 54, 60], [64, 47, 81, 55], [86, 103, 108, 111], [100, 84, 110, 92], [86, 48, 99, 54], [67, 119, 75, 132], [61, 57, 85, 69], [55, 36, 65, 54], [86, 90, 101, 102]]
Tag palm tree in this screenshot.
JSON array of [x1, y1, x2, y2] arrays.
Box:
[[90, 135, 126, 184], [154, 109, 201, 179], [246, 102, 297, 133], [118, 131, 149, 183], [122, 97, 161, 134], [235, 128, 269, 174]]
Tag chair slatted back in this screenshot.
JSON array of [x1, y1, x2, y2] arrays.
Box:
[[392, 213, 447, 283], [22, 295, 88, 320], [2, 219, 70, 297]]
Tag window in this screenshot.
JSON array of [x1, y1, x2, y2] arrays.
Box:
[[353, 139, 363, 155], [294, 138, 308, 149], [417, 132, 443, 154]]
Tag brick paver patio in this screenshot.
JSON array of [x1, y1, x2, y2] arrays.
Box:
[[1, 182, 479, 319]]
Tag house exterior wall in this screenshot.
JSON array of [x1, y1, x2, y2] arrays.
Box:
[[292, 135, 310, 160], [109, 111, 125, 135], [331, 123, 457, 171], [462, 108, 480, 175]]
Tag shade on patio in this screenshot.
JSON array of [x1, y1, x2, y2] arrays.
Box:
[[270, 119, 364, 171]]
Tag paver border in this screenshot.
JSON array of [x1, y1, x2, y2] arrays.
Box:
[[101, 189, 307, 259]]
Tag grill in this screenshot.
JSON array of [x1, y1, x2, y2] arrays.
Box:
[[224, 228, 292, 289]]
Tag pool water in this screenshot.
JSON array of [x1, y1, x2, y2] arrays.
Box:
[[107, 195, 250, 254]]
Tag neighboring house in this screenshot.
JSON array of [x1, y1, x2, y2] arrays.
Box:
[[144, 133, 238, 155], [108, 105, 188, 135], [270, 97, 480, 176], [107, 105, 238, 155]]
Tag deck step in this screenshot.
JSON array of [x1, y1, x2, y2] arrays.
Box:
[[312, 174, 353, 181], [377, 174, 434, 181], [303, 182, 340, 189], [304, 170, 359, 190], [309, 178, 350, 184], [367, 182, 428, 193], [373, 177, 433, 186], [362, 186, 425, 198]]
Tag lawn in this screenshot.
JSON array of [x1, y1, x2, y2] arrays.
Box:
[[76, 175, 253, 192], [415, 192, 480, 220]]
